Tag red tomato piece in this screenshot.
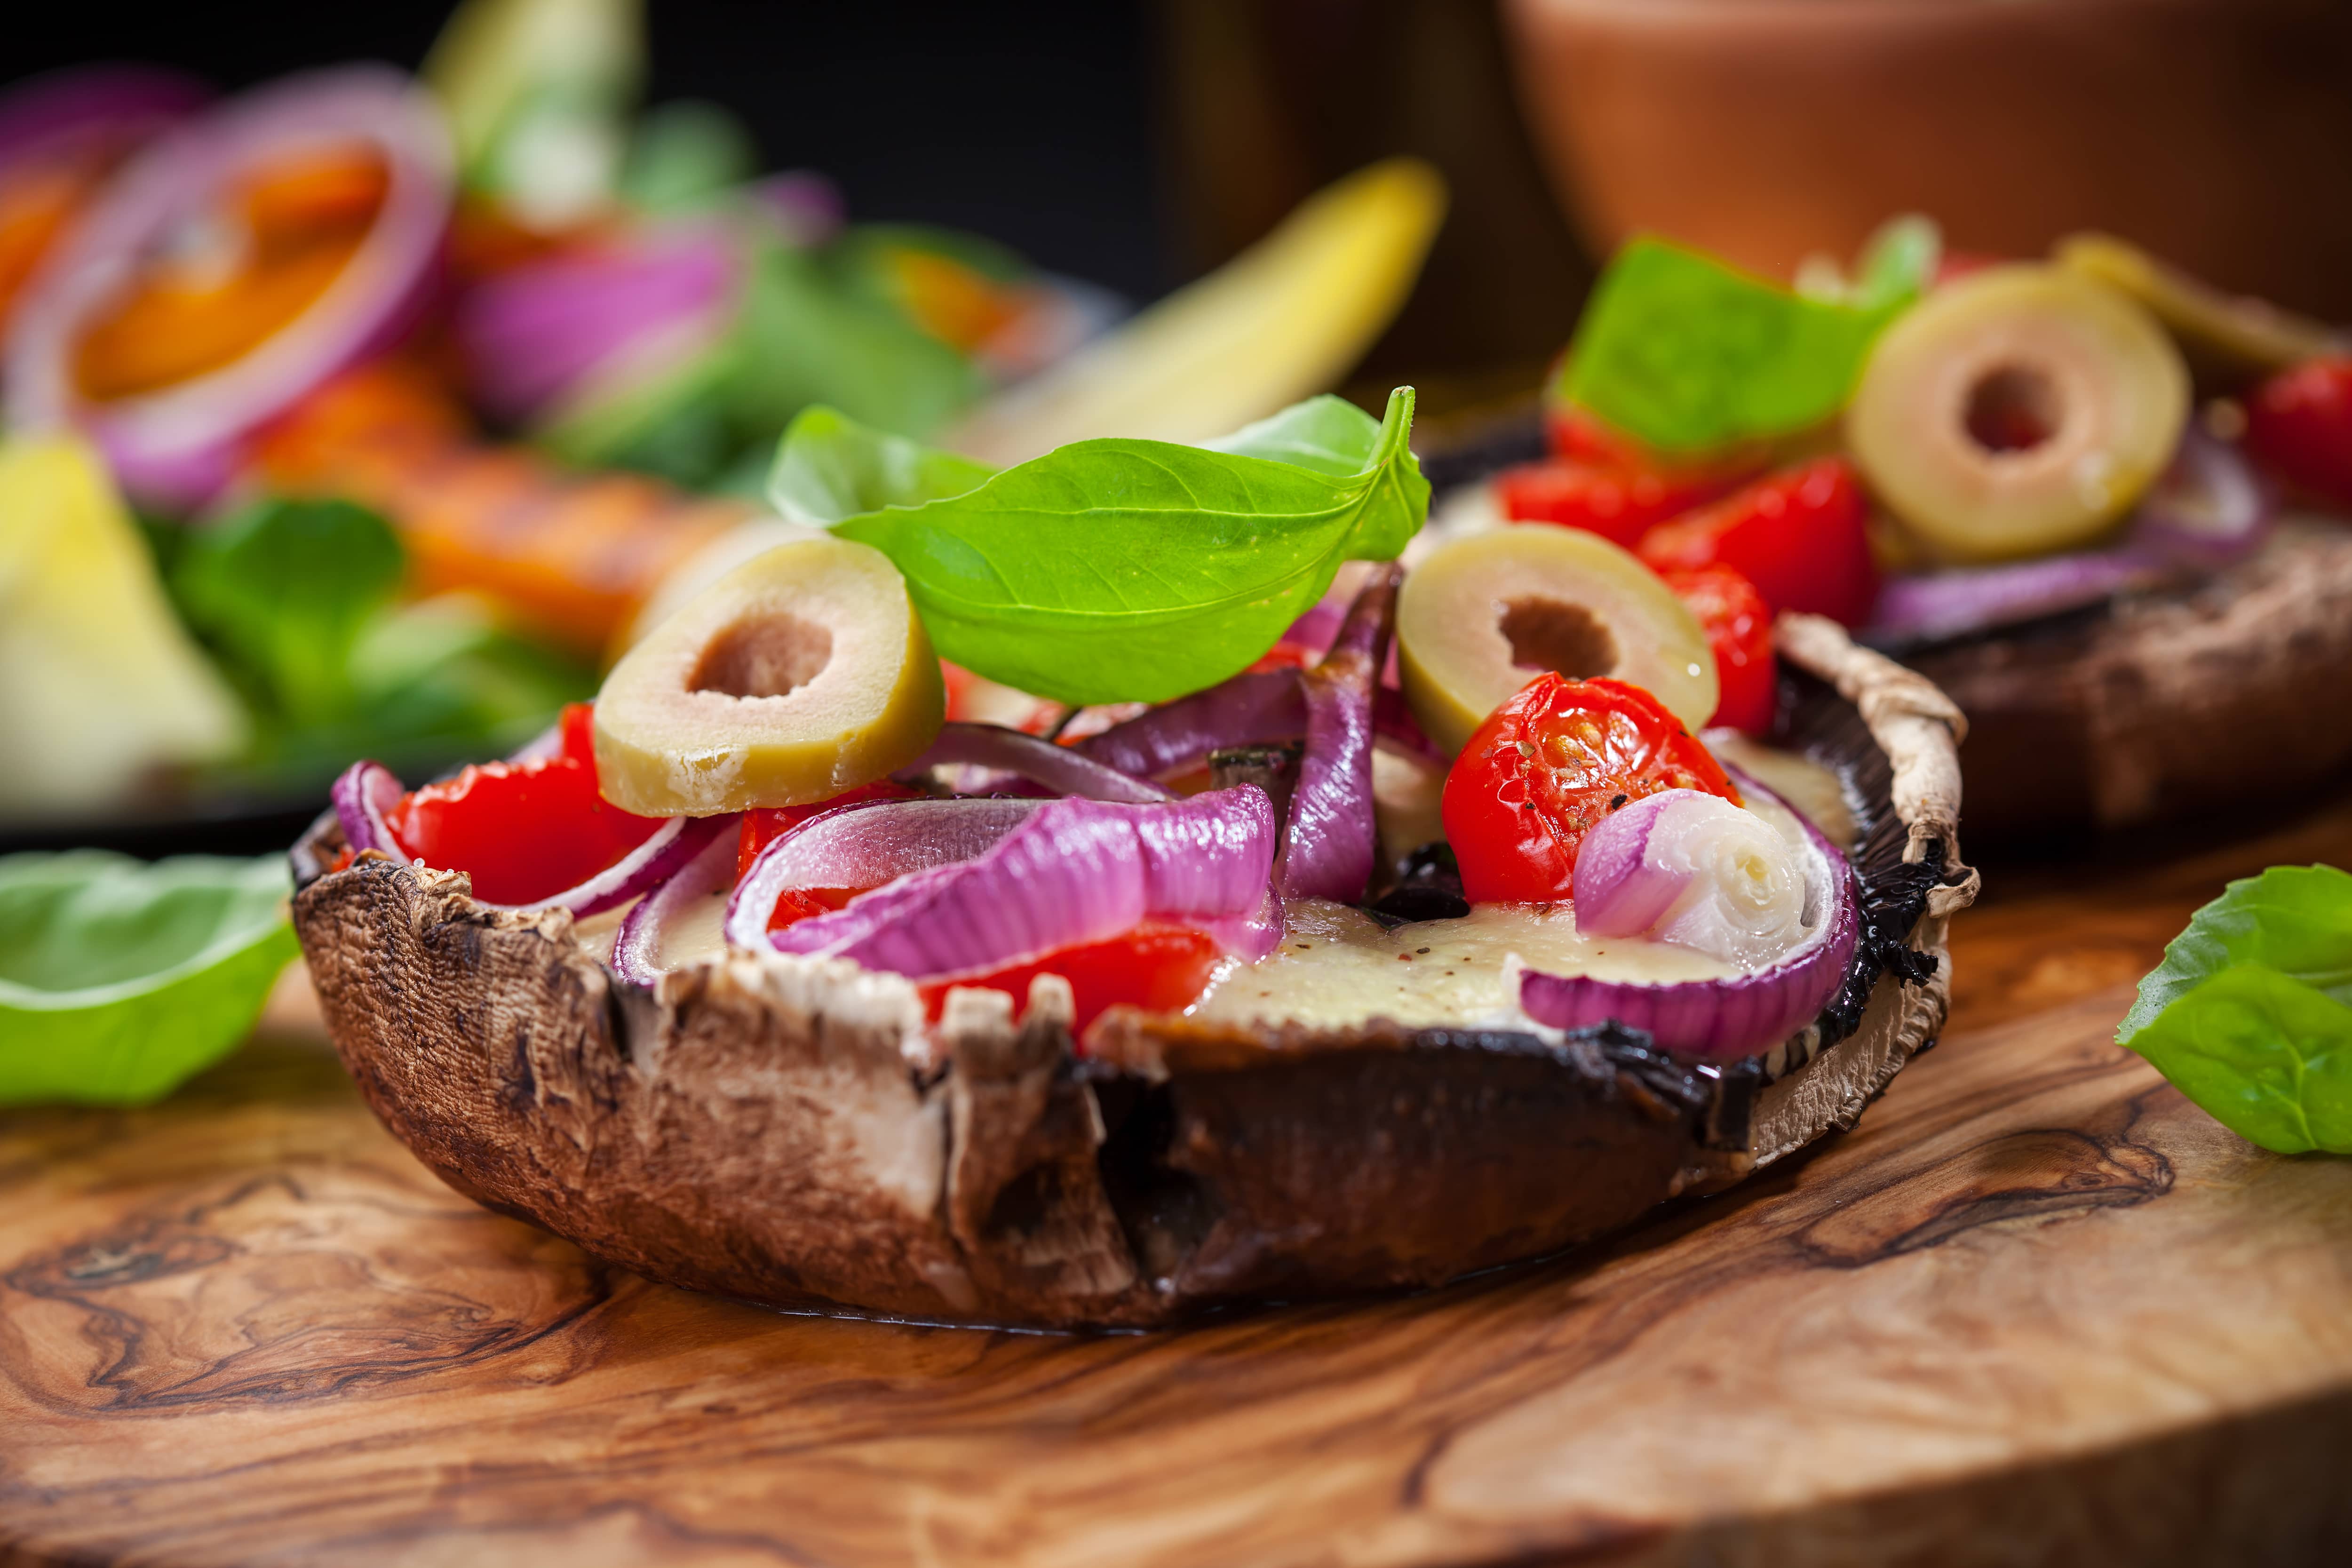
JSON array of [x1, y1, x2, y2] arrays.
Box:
[[737, 779, 928, 880], [1494, 459, 1742, 549], [916, 923, 1224, 1039], [1440, 674, 1741, 905], [1661, 564, 1777, 735], [557, 700, 596, 765], [386, 751, 665, 906], [1638, 457, 1880, 628], [2245, 358, 2352, 511], [766, 886, 859, 933]]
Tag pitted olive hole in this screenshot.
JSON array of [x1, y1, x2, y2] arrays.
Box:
[[1963, 363, 2062, 454], [690, 613, 834, 699], [1499, 597, 1617, 678]]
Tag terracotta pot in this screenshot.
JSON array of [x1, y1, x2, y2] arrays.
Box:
[[1502, 0, 2352, 318]]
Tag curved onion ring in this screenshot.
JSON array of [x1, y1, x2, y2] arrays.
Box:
[[901, 720, 1171, 803], [5, 67, 453, 509], [1518, 770, 1859, 1062], [1279, 566, 1397, 902], [329, 759, 409, 865], [727, 789, 1281, 981], [1076, 669, 1307, 781], [611, 823, 740, 988]]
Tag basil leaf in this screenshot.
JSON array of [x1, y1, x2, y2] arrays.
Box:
[[1559, 236, 1895, 455], [834, 386, 1426, 704], [172, 497, 404, 725], [768, 405, 997, 526], [0, 852, 296, 1106], [1198, 393, 1384, 477], [2118, 865, 2352, 1043], [2125, 963, 2352, 1154]]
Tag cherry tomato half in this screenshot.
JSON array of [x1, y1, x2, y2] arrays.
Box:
[[1638, 457, 1879, 628], [1661, 564, 1777, 735], [2245, 358, 2352, 511], [1440, 674, 1740, 904], [737, 779, 928, 881]]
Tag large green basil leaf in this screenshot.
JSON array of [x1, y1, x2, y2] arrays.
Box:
[[2118, 865, 2352, 1043], [832, 386, 1426, 704], [768, 405, 998, 526], [1559, 237, 1896, 455], [2125, 963, 2352, 1154], [0, 852, 297, 1105], [1198, 393, 1387, 476]]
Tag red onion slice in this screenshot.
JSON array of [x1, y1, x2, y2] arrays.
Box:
[[902, 721, 1172, 803], [1278, 567, 1398, 904], [329, 760, 410, 865], [1867, 551, 2164, 647], [1076, 669, 1308, 781], [733, 789, 1280, 980], [0, 66, 207, 175], [2128, 424, 2272, 571], [1573, 788, 1813, 967], [611, 823, 740, 988], [457, 223, 739, 423], [748, 170, 844, 247], [724, 797, 1045, 953], [5, 67, 453, 509], [1520, 773, 1858, 1062]]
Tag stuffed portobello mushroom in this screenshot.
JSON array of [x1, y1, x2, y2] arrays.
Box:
[[1454, 223, 2352, 843], [293, 389, 1975, 1329]]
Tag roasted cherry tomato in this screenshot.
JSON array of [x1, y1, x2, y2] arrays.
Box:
[[1440, 674, 1740, 904], [1661, 564, 1777, 735], [1638, 457, 1879, 628], [1494, 459, 1743, 549], [737, 779, 928, 880], [2245, 358, 2352, 510], [916, 923, 1224, 1038], [386, 704, 665, 904]]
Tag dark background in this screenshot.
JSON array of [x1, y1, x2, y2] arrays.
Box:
[[4, 1, 1172, 299], [4, 0, 1594, 393]]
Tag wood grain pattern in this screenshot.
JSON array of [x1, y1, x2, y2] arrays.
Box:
[[3, 802, 2352, 1567]]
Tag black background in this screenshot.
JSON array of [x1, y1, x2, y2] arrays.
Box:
[[4, 1, 1170, 300]]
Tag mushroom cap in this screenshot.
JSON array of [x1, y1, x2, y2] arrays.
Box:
[[292, 619, 1970, 1328]]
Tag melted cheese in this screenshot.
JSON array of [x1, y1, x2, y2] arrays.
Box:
[[578, 744, 1852, 1036]]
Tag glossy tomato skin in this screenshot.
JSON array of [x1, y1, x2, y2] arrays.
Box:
[[1639, 457, 1879, 628], [1494, 459, 1740, 549], [2245, 358, 2352, 510], [1441, 674, 1741, 904], [387, 706, 665, 906], [916, 923, 1223, 1041], [1661, 565, 1777, 735]]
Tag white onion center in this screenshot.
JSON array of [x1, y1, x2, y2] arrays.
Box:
[[1643, 793, 1811, 968]]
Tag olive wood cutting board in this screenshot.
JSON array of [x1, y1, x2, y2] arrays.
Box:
[[3, 800, 2352, 1568]]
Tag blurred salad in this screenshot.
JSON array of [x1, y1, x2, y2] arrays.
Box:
[[1473, 215, 2352, 653], [0, 0, 1444, 831]]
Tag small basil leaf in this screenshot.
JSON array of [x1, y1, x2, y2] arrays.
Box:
[[0, 852, 296, 1106], [768, 405, 997, 526], [1198, 394, 1382, 477], [172, 497, 404, 725], [2125, 963, 2352, 1154], [834, 386, 1426, 704], [1558, 236, 1896, 455], [2118, 865, 2352, 1043]]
